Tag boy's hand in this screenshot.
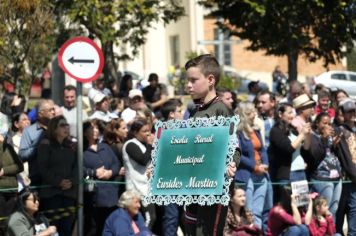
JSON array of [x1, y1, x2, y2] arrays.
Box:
[[226, 161, 236, 177]]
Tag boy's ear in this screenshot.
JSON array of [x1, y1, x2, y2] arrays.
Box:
[[207, 74, 216, 87], [168, 111, 175, 120]]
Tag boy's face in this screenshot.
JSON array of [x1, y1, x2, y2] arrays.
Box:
[[169, 105, 183, 120], [186, 67, 214, 100]]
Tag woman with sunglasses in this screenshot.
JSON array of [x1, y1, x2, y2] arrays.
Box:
[[7, 188, 57, 236], [37, 115, 78, 236]]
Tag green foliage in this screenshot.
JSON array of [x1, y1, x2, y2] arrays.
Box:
[[201, 0, 356, 80], [57, 0, 185, 82], [347, 47, 356, 71], [217, 71, 241, 91], [0, 0, 56, 95]]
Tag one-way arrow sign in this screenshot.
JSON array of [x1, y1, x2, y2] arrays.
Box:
[[68, 57, 95, 64], [58, 37, 104, 83]]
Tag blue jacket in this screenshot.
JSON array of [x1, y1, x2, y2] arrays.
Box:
[[102, 208, 151, 236], [83, 142, 120, 207], [235, 130, 269, 183]]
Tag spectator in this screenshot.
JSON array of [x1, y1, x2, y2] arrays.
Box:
[[223, 187, 263, 235], [0, 130, 24, 234], [88, 76, 112, 110], [280, 80, 303, 104], [272, 65, 287, 93], [334, 99, 356, 235], [142, 73, 168, 118], [121, 89, 146, 126], [9, 113, 31, 188], [231, 91, 239, 111], [255, 90, 276, 233], [268, 103, 311, 203], [89, 92, 118, 123], [301, 112, 342, 219], [83, 119, 120, 236], [160, 99, 184, 236], [136, 107, 156, 130], [0, 92, 26, 138], [235, 101, 269, 229], [37, 116, 77, 235], [119, 74, 133, 98], [247, 81, 261, 102], [61, 85, 88, 139], [122, 118, 155, 229], [217, 89, 234, 112], [308, 195, 338, 236], [315, 90, 335, 119], [110, 97, 125, 117], [7, 188, 57, 236], [19, 99, 55, 186], [256, 91, 276, 147], [333, 89, 349, 109], [102, 189, 152, 236], [266, 187, 311, 236], [291, 94, 315, 133], [333, 106, 344, 128], [103, 118, 128, 196]]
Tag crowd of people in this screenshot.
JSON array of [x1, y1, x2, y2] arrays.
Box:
[[0, 54, 355, 236]]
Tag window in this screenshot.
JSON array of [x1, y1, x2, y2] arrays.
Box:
[[169, 35, 180, 66], [349, 74, 356, 82], [331, 73, 347, 81], [214, 29, 231, 66]]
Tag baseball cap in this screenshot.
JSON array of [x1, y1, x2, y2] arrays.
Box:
[[340, 99, 356, 113], [92, 92, 106, 104], [128, 89, 143, 99]]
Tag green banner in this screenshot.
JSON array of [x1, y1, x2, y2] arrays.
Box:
[[144, 116, 239, 206]]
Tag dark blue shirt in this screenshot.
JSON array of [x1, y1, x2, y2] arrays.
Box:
[[84, 142, 120, 207]]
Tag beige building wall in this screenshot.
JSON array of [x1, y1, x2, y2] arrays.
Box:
[[118, 0, 205, 83]]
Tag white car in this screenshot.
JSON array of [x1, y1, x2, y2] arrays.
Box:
[[313, 70, 356, 97]]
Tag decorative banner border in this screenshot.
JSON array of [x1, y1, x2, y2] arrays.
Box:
[[143, 115, 239, 206]]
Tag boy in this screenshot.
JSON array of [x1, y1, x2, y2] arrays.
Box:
[[160, 99, 185, 236], [184, 54, 238, 236]]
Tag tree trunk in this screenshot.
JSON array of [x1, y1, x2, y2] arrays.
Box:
[[102, 40, 119, 84], [287, 51, 298, 81]]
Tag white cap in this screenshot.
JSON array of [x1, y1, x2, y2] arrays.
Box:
[[128, 89, 143, 99], [92, 92, 106, 104]]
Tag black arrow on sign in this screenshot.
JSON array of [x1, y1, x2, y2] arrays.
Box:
[[68, 56, 94, 64]]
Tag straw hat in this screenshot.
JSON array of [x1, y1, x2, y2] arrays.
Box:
[[293, 94, 315, 109]]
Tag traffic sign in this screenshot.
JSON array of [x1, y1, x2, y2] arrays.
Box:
[[58, 37, 104, 83]]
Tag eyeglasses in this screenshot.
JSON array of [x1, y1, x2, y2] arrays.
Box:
[[40, 107, 55, 112]]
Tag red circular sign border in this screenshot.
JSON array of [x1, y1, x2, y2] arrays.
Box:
[[58, 37, 104, 83]]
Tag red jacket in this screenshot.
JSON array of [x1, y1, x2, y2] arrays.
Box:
[[308, 216, 336, 236]]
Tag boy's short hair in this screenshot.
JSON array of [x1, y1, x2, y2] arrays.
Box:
[[161, 98, 183, 120], [185, 54, 221, 85]]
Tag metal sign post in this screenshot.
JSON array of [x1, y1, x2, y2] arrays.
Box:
[[58, 37, 104, 236], [76, 82, 83, 236]]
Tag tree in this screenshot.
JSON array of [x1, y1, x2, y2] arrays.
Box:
[[0, 0, 56, 95], [56, 0, 184, 83], [201, 0, 356, 80]]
